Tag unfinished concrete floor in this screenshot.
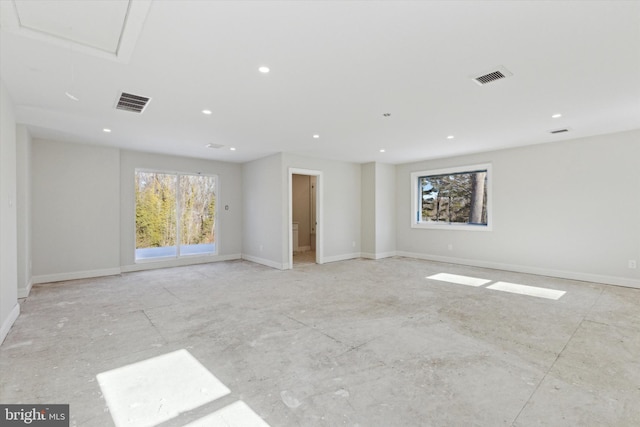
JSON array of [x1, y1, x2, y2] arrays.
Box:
[[1, 257, 639, 426]]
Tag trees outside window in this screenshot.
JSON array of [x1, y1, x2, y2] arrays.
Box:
[[411, 164, 491, 231], [135, 171, 216, 260]]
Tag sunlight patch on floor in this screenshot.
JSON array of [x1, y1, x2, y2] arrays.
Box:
[[183, 401, 271, 427], [426, 273, 566, 300], [97, 349, 230, 427], [487, 281, 566, 300], [426, 273, 492, 287]]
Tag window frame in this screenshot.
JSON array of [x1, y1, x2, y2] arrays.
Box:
[[134, 168, 219, 262], [410, 163, 492, 231]]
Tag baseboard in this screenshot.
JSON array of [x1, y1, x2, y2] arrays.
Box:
[[361, 251, 397, 260], [0, 303, 20, 345], [396, 251, 640, 289], [122, 253, 242, 273], [322, 252, 362, 264], [294, 246, 312, 253], [242, 254, 287, 270], [18, 279, 33, 299], [32, 267, 122, 285]]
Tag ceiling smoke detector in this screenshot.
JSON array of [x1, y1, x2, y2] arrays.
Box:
[[471, 66, 513, 86], [116, 92, 151, 113]]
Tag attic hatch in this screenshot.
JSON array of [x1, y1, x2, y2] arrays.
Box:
[[472, 66, 513, 86], [116, 92, 150, 113]]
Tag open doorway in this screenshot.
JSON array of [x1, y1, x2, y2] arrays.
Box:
[[288, 168, 322, 268]]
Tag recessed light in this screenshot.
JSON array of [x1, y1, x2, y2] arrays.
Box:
[[103, 128, 111, 133], [230, 147, 236, 151], [379, 149, 386, 153], [447, 135, 454, 139], [313, 134, 320, 139], [258, 66, 270, 73], [65, 91, 79, 101], [202, 109, 212, 115], [552, 113, 562, 118]]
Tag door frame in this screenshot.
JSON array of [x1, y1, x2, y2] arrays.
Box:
[[288, 168, 323, 268]]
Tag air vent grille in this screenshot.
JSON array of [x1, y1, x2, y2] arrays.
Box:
[[472, 66, 513, 86], [550, 129, 569, 134], [116, 92, 150, 113]]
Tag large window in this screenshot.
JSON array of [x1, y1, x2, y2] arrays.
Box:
[[135, 170, 217, 260], [411, 163, 491, 230]]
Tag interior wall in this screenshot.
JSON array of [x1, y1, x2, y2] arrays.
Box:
[[292, 174, 311, 250], [242, 153, 284, 268], [375, 162, 396, 257], [31, 139, 121, 282], [283, 153, 361, 264], [0, 77, 19, 344], [396, 129, 640, 288], [119, 149, 243, 271], [361, 163, 376, 256], [16, 125, 32, 297]]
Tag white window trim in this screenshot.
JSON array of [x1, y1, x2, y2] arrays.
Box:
[[134, 169, 219, 262], [410, 163, 492, 231]]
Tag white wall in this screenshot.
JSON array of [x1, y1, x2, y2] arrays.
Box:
[[375, 162, 396, 257], [120, 149, 243, 271], [0, 78, 19, 344], [16, 125, 32, 297], [283, 154, 362, 265], [361, 163, 376, 256], [396, 129, 640, 288], [31, 139, 121, 282], [242, 153, 284, 268]]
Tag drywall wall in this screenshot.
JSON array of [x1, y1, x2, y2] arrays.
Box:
[[120, 149, 243, 271], [31, 139, 121, 282], [0, 78, 19, 344], [396, 129, 640, 287], [375, 162, 396, 257], [242, 153, 284, 268], [283, 153, 361, 265], [16, 125, 32, 297], [292, 174, 311, 249], [361, 163, 376, 256]]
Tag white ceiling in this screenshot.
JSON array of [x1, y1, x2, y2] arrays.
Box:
[[1, 0, 639, 164]]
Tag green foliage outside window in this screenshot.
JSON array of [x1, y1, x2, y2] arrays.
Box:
[[135, 171, 216, 249]]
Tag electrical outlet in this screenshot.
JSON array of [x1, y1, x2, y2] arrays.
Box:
[[629, 260, 637, 269]]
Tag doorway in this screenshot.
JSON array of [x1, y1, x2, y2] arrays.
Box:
[[288, 168, 322, 268]]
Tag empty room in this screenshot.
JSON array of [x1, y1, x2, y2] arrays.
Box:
[[1, 1, 639, 426]]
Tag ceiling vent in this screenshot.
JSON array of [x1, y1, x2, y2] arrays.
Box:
[[206, 143, 225, 149], [550, 128, 569, 134], [116, 92, 150, 113], [471, 66, 513, 86]]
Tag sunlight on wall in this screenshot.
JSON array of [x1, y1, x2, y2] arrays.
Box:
[[426, 273, 566, 300], [97, 349, 230, 427]]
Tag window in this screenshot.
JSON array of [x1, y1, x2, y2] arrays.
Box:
[[411, 163, 491, 230], [135, 170, 217, 260]]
